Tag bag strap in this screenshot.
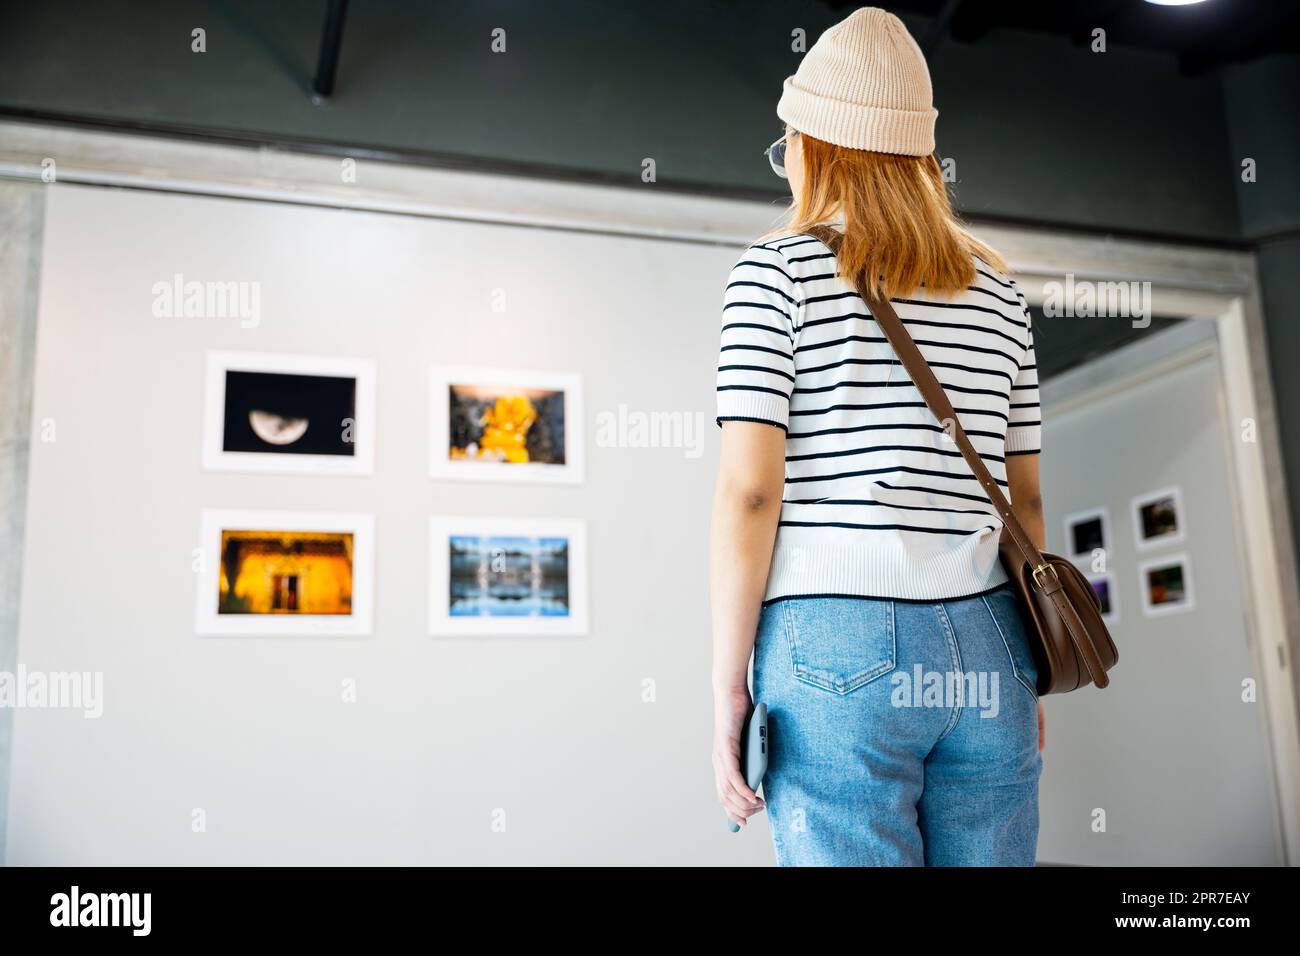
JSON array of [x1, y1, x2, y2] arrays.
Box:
[[803, 226, 1108, 686]]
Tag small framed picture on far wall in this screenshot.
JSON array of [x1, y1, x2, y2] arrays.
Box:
[[428, 515, 588, 637], [1063, 507, 1109, 563], [195, 508, 375, 636], [1131, 485, 1185, 550], [429, 366, 584, 485], [202, 351, 376, 475], [1138, 553, 1195, 617]]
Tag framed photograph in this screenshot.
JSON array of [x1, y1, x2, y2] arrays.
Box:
[[1131, 485, 1185, 550], [203, 351, 375, 475], [429, 366, 584, 484], [1086, 572, 1119, 626], [1063, 507, 1109, 561], [1138, 553, 1195, 617], [196, 509, 375, 636], [429, 516, 588, 637]]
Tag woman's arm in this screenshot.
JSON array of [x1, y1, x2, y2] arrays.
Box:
[[1006, 453, 1044, 550], [1006, 451, 1047, 752], [710, 420, 786, 826]]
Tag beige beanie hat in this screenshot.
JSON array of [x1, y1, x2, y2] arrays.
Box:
[[776, 7, 937, 156]]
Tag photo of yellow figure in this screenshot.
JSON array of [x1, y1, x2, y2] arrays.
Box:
[[458, 394, 538, 463], [447, 383, 566, 466]]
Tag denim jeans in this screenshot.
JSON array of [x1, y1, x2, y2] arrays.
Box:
[[752, 584, 1042, 866]]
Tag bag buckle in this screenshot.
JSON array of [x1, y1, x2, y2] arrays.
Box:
[[1032, 562, 1059, 591]]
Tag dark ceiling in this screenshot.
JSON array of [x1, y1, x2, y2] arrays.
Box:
[[0, 0, 1288, 241], [0, 0, 1291, 383], [870, 0, 1300, 73]]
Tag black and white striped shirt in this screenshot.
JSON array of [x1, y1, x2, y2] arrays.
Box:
[[716, 232, 1041, 603]]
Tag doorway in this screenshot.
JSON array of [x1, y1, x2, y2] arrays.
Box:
[[1036, 318, 1282, 864]]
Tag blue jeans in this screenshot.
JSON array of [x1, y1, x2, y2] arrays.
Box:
[[752, 585, 1042, 866]]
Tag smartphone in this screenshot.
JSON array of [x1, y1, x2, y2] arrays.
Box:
[[726, 702, 768, 833]]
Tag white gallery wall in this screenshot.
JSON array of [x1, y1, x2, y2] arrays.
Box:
[[7, 183, 775, 865]]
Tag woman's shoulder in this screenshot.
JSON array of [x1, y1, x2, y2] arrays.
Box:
[[737, 231, 836, 275], [752, 230, 829, 249], [965, 254, 1032, 335], [970, 253, 1016, 290], [969, 254, 1028, 303]]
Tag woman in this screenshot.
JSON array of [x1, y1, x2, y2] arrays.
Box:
[[710, 7, 1047, 867]]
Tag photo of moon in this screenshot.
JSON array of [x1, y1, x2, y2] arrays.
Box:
[[249, 410, 310, 446], [222, 369, 357, 457]]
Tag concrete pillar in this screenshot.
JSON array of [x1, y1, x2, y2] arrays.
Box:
[[0, 180, 45, 862]]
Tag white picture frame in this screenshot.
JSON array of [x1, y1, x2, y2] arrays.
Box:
[[203, 351, 376, 475], [1138, 553, 1196, 617], [1131, 485, 1186, 551], [1062, 506, 1110, 562], [196, 509, 375, 636], [429, 365, 584, 484], [429, 515, 589, 637], [1086, 571, 1119, 626]]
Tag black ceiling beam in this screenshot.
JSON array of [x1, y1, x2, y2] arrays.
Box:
[[311, 0, 350, 102], [920, 0, 963, 58]]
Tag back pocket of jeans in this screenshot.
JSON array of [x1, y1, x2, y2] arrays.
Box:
[[782, 598, 896, 694]]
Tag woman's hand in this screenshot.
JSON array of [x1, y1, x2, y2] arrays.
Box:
[[712, 685, 765, 827], [1037, 700, 1046, 752]]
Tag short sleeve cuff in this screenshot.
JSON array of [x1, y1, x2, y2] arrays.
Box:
[[1006, 424, 1041, 455], [716, 391, 790, 431]]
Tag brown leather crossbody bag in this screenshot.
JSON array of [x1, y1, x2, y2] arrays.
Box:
[[804, 227, 1118, 693]]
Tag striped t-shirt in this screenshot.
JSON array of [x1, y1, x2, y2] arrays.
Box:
[[715, 231, 1041, 603]]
